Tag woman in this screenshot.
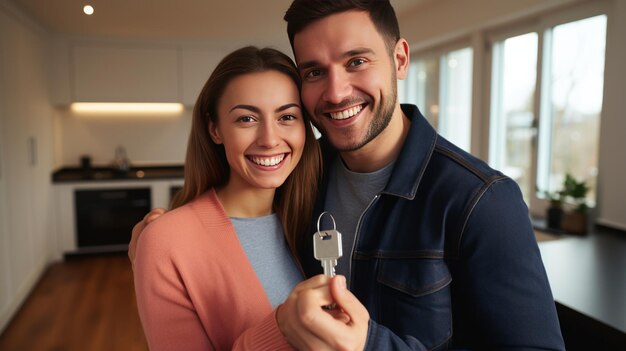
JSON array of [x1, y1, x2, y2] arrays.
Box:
[[133, 46, 321, 350]]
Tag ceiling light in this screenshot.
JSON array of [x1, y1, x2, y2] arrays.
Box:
[[70, 102, 184, 114], [83, 5, 94, 16]]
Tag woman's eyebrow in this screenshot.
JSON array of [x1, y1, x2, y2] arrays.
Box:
[[229, 104, 259, 113], [275, 103, 301, 113], [229, 103, 301, 114]]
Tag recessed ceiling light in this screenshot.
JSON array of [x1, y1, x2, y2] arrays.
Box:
[[83, 5, 94, 16]]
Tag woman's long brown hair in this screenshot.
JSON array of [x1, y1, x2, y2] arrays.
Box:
[[171, 46, 321, 257]]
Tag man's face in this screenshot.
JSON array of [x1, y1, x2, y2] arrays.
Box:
[[293, 10, 400, 152]]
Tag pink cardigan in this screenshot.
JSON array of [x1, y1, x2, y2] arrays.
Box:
[[134, 189, 294, 350]]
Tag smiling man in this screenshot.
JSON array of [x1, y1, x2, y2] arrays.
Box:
[[275, 1, 566, 350]]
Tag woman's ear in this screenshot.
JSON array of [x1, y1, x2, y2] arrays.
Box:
[[208, 119, 223, 144]]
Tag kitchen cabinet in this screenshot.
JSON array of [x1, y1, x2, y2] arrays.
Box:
[[72, 44, 180, 103], [50, 40, 228, 106], [181, 48, 224, 106], [0, 5, 56, 332]]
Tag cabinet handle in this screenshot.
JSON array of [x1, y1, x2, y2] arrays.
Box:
[[28, 137, 37, 167]]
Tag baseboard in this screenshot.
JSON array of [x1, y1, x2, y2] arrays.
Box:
[[596, 218, 626, 232], [0, 259, 49, 334]]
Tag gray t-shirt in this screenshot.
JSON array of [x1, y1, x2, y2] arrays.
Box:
[[323, 157, 395, 282], [231, 214, 303, 308]]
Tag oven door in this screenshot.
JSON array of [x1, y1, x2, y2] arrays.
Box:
[[74, 188, 151, 249]]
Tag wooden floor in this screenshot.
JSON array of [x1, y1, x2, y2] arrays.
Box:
[[0, 254, 148, 351], [0, 232, 559, 351]]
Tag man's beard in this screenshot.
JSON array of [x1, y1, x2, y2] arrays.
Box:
[[343, 82, 397, 152], [328, 73, 397, 153]]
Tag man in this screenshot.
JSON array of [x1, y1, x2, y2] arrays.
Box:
[[131, 1, 565, 349]]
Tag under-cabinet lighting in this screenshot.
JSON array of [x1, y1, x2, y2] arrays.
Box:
[[70, 103, 184, 114]]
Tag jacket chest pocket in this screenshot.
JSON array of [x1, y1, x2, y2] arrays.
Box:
[[376, 259, 452, 349]]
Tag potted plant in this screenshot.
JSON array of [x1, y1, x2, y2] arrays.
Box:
[[544, 189, 565, 230], [560, 174, 589, 234]]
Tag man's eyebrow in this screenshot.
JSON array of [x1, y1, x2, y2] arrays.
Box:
[[297, 60, 318, 72], [345, 48, 375, 58], [229, 103, 300, 113], [297, 47, 376, 72]]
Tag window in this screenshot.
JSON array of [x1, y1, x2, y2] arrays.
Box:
[[537, 15, 606, 206], [489, 33, 539, 202], [400, 47, 473, 151], [489, 14, 607, 208]]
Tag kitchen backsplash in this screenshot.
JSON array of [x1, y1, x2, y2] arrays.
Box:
[[54, 107, 191, 167]]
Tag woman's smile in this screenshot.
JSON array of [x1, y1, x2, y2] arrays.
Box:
[[247, 153, 289, 169]]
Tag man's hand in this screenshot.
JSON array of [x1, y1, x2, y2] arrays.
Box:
[[128, 208, 167, 264], [277, 275, 369, 351]]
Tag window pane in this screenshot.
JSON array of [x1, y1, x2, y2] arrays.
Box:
[[404, 48, 472, 152], [489, 33, 538, 203], [440, 48, 473, 151], [538, 15, 607, 205], [403, 57, 440, 127]]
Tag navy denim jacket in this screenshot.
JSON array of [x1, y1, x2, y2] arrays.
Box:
[[301, 105, 565, 350]]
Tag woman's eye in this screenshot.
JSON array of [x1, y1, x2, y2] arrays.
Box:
[[280, 114, 297, 121], [237, 116, 256, 123]]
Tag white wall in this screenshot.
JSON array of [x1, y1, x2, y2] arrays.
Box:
[[398, 0, 626, 230], [596, 0, 626, 230], [54, 108, 191, 167]]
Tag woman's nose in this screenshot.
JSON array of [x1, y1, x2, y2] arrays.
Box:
[[256, 122, 280, 148]]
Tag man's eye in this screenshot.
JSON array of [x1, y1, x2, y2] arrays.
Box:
[[349, 58, 366, 67], [305, 69, 322, 79]]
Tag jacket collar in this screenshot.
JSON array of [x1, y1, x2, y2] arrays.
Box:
[[381, 104, 437, 199]]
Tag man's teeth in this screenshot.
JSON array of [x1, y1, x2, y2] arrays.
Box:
[[329, 105, 362, 120], [251, 154, 285, 166]]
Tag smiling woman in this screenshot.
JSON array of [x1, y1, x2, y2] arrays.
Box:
[[132, 46, 322, 350]]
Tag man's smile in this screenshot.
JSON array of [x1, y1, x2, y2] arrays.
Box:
[[328, 105, 364, 120]]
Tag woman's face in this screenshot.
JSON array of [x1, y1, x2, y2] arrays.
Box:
[[209, 70, 305, 192]]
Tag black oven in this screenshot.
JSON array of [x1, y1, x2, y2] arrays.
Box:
[[74, 188, 151, 249]]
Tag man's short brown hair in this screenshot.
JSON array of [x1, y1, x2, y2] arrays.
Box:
[[284, 0, 401, 55]]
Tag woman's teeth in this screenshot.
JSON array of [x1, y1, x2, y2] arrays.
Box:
[[329, 105, 362, 120], [250, 154, 285, 166]]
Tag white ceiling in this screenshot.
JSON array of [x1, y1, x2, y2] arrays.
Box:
[[8, 0, 428, 48]]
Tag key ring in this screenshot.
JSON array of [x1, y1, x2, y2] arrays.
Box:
[[316, 211, 336, 238]]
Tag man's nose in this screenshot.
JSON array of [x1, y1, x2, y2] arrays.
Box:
[[322, 68, 351, 104], [257, 121, 280, 148]]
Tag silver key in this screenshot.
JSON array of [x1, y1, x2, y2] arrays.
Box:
[[313, 212, 342, 277]]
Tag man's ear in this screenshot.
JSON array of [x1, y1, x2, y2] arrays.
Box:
[[208, 120, 223, 144], [394, 38, 410, 80]]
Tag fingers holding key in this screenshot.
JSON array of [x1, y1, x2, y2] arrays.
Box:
[[277, 274, 367, 351], [278, 275, 344, 350]]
